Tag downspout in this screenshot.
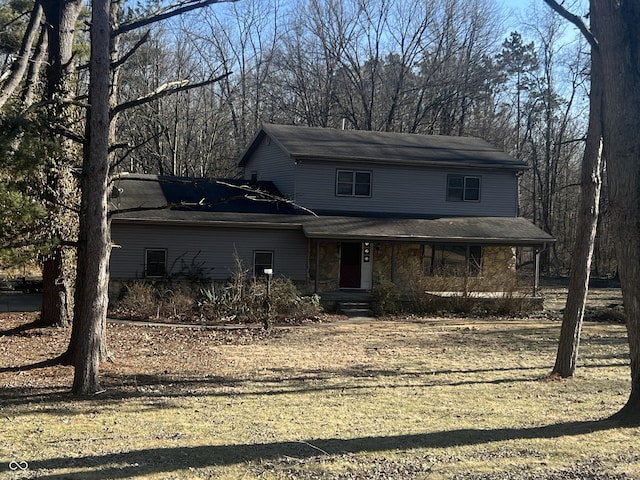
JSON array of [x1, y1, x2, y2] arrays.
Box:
[[293, 159, 299, 204]]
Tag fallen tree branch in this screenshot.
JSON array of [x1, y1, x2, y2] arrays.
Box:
[[106, 177, 318, 217], [215, 180, 318, 216]]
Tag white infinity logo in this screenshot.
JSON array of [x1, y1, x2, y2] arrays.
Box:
[[9, 461, 28, 471]]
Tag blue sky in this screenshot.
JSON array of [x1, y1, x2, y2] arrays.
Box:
[[498, 0, 588, 44], [500, 0, 589, 26]]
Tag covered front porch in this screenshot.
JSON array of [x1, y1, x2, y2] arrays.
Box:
[[302, 216, 554, 299]]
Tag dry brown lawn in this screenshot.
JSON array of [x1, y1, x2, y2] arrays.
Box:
[[0, 287, 639, 479]]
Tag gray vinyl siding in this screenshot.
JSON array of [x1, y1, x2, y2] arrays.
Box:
[[242, 140, 296, 198], [110, 223, 308, 281], [293, 161, 518, 217]]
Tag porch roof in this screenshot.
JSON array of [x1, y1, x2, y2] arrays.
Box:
[[301, 215, 554, 246], [114, 208, 553, 246]]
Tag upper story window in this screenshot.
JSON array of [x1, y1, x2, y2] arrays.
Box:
[[447, 175, 481, 202], [336, 170, 371, 197]]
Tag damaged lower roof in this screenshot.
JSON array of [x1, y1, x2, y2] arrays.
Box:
[[113, 211, 553, 246]]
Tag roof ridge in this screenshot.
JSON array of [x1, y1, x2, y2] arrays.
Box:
[[239, 124, 524, 169]]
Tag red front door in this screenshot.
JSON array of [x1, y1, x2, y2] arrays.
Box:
[[340, 242, 362, 288]]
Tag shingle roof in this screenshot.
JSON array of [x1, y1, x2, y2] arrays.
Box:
[[110, 174, 300, 216], [238, 124, 525, 170], [301, 216, 554, 245], [113, 210, 553, 248], [111, 175, 553, 246]]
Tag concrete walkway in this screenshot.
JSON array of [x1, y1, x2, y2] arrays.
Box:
[[0, 292, 41, 312]]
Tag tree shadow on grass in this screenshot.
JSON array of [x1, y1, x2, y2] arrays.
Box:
[[8, 419, 633, 480], [0, 360, 630, 417]]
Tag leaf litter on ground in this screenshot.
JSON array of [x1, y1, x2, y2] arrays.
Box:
[[0, 286, 639, 479]]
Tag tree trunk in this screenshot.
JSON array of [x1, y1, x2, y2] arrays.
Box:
[[20, 22, 47, 108], [38, 248, 72, 327], [38, 0, 83, 328], [71, 0, 111, 396], [596, 0, 640, 424], [0, 2, 43, 110], [551, 36, 604, 378], [41, 0, 83, 99]]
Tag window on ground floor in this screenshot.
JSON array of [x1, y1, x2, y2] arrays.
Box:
[[254, 250, 274, 277], [145, 249, 167, 278], [424, 245, 482, 276]]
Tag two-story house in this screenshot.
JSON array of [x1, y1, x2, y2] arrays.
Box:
[[109, 124, 553, 297]]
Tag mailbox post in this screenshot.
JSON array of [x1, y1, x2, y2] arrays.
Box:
[[263, 268, 273, 329]]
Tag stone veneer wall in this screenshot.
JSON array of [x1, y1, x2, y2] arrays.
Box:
[[478, 245, 517, 290], [483, 246, 516, 274], [373, 243, 517, 291], [308, 240, 340, 292], [307, 241, 517, 293], [372, 243, 392, 283]]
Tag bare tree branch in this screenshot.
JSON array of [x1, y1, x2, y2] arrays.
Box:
[[542, 0, 598, 51], [113, 0, 237, 37], [21, 96, 89, 118], [111, 29, 151, 70], [48, 125, 86, 145], [0, 9, 31, 32], [108, 130, 165, 172], [110, 72, 231, 117]]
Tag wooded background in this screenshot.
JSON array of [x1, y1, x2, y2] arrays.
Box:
[[0, 0, 606, 277]]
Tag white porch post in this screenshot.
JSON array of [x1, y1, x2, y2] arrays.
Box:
[[534, 247, 541, 296]]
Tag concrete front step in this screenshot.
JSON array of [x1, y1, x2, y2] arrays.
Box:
[[338, 301, 374, 317]]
